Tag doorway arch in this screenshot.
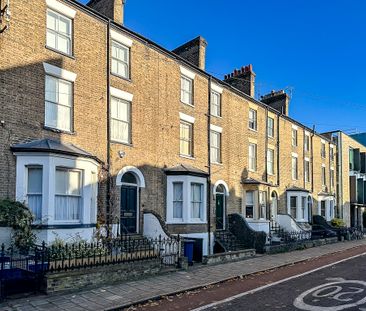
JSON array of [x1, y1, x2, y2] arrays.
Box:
[[270, 191, 278, 221], [116, 167, 146, 234], [213, 181, 229, 230]]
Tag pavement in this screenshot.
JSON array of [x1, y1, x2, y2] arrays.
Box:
[[196, 251, 366, 311], [2, 239, 366, 311]]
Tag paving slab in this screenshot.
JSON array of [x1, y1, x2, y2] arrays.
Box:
[[1, 240, 366, 311]]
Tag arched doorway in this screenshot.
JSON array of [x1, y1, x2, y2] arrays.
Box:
[[213, 181, 229, 231], [215, 185, 226, 230], [270, 191, 278, 221], [117, 167, 146, 234]]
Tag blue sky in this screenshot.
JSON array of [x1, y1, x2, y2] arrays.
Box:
[[80, 0, 366, 133]]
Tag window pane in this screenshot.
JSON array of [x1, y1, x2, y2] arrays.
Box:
[[56, 170, 67, 194], [58, 80, 71, 106], [45, 101, 58, 128], [46, 31, 57, 49], [45, 75, 57, 102], [191, 184, 202, 219], [28, 168, 42, 194], [47, 11, 57, 30], [57, 105, 71, 131], [58, 16, 71, 36], [69, 171, 80, 195], [57, 35, 70, 54], [173, 182, 183, 219]]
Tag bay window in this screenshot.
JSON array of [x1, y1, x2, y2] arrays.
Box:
[[246, 191, 254, 218], [55, 168, 81, 221], [290, 196, 297, 219], [191, 183, 203, 219], [173, 182, 183, 219], [27, 167, 43, 221]]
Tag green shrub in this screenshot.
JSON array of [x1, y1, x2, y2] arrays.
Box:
[[0, 199, 36, 252], [331, 218, 346, 228]]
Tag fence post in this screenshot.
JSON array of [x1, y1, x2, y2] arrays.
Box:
[[177, 235, 181, 258]]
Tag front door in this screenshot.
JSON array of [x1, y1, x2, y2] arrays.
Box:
[[120, 185, 138, 234], [216, 193, 225, 230]]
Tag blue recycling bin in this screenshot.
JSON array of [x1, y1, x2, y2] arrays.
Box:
[[183, 239, 195, 265]]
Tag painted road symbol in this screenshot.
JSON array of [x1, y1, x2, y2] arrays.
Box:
[[294, 279, 366, 311]]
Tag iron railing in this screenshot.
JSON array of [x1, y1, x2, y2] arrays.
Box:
[[0, 235, 181, 275]]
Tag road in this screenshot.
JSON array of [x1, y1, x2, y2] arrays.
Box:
[[197, 254, 366, 311], [132, 247, 366, 311]]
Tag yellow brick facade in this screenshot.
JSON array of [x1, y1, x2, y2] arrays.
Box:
[[0, 0, 345, 251]]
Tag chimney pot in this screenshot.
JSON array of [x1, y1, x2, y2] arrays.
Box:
[[224, 64, 256, 97]]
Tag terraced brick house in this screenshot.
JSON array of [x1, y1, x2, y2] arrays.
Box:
[[0, 0, 340, 258]]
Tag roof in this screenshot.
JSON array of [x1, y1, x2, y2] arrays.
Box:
[[164, 164, 208, 177], [11, 139, 102, 163], [350, 133, 366, 147], [286, 186, 310, 193], [65, 0, 334, 144], [242, 178, 272, 186]]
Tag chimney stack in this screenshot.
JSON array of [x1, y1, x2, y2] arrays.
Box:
[[172, 36, 207, 71], [87, 0, 126, 25], [224, 65, 256, 97], [261, 90, 290, 116]]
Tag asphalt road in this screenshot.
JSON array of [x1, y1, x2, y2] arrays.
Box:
[[195, 254, 366, 311]]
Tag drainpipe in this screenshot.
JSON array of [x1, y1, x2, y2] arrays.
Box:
[[207, 76, 212, 255], [276, 113, 280, 187], [338, 131, 343, 219], [106, 21, 111, 237], [207, 76, 213, 255], [303, 131, 306, 189], [265, 108, 268, 183], [311, 125, 315, 194]]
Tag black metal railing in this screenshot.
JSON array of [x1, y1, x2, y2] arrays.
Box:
[[0, 235, 181, 275]]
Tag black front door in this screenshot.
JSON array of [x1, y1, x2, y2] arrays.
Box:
[[120, 186, 138, 234], [216, 193, 224, 230]]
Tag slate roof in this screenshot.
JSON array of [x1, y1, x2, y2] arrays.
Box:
[[164, 164, 209, 177], [11, 139, 102, 163]]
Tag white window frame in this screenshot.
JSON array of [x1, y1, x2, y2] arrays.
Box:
[[166, 175, 207, 224], [259, 191, 267, 220], [292, 154, 298, 180], [267, 116, 274, 138], [322, 165, 327, 186], [180, 120, 193, 157], [249, 143, 257, 172], [54, 167, 82, 223], [210, 130, 222, 164], [267, 148, 274, 175], [110, 96, 132, 144], [14, 153, 99, 228], [304, 132, 310, 152], [321, 142, 326, 158], [111, 40, 130, 79], [304, 158, 310, 183], [287, 191, 309, 222], [26, 166, 43, 222], [44, 74, 73, 132], [245, 191, 255, 219], [211, 90, 222, 117], [172, 182, 183, 220], [292, 128, 298, 147], [330, 167, 335, 191], [248, 108, 257, 131], [46, 9, 73, 56], [181, 75, 193, 106]]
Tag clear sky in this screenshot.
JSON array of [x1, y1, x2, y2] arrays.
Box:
[[79, 0, 366, 134]]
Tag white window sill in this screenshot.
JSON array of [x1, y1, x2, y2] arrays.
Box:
[[248, 128, 258, 133], [249, 169, 257, 173], [211, 114, 222, 119], [268, 172, 275, 176], [267, 135, 274, 139], [180, 154, 195, 160], [180, 100, 195, 108], [211, 161, 223, 166]]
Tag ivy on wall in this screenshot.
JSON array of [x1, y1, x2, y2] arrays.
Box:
[[0, 199, 36, 252]]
